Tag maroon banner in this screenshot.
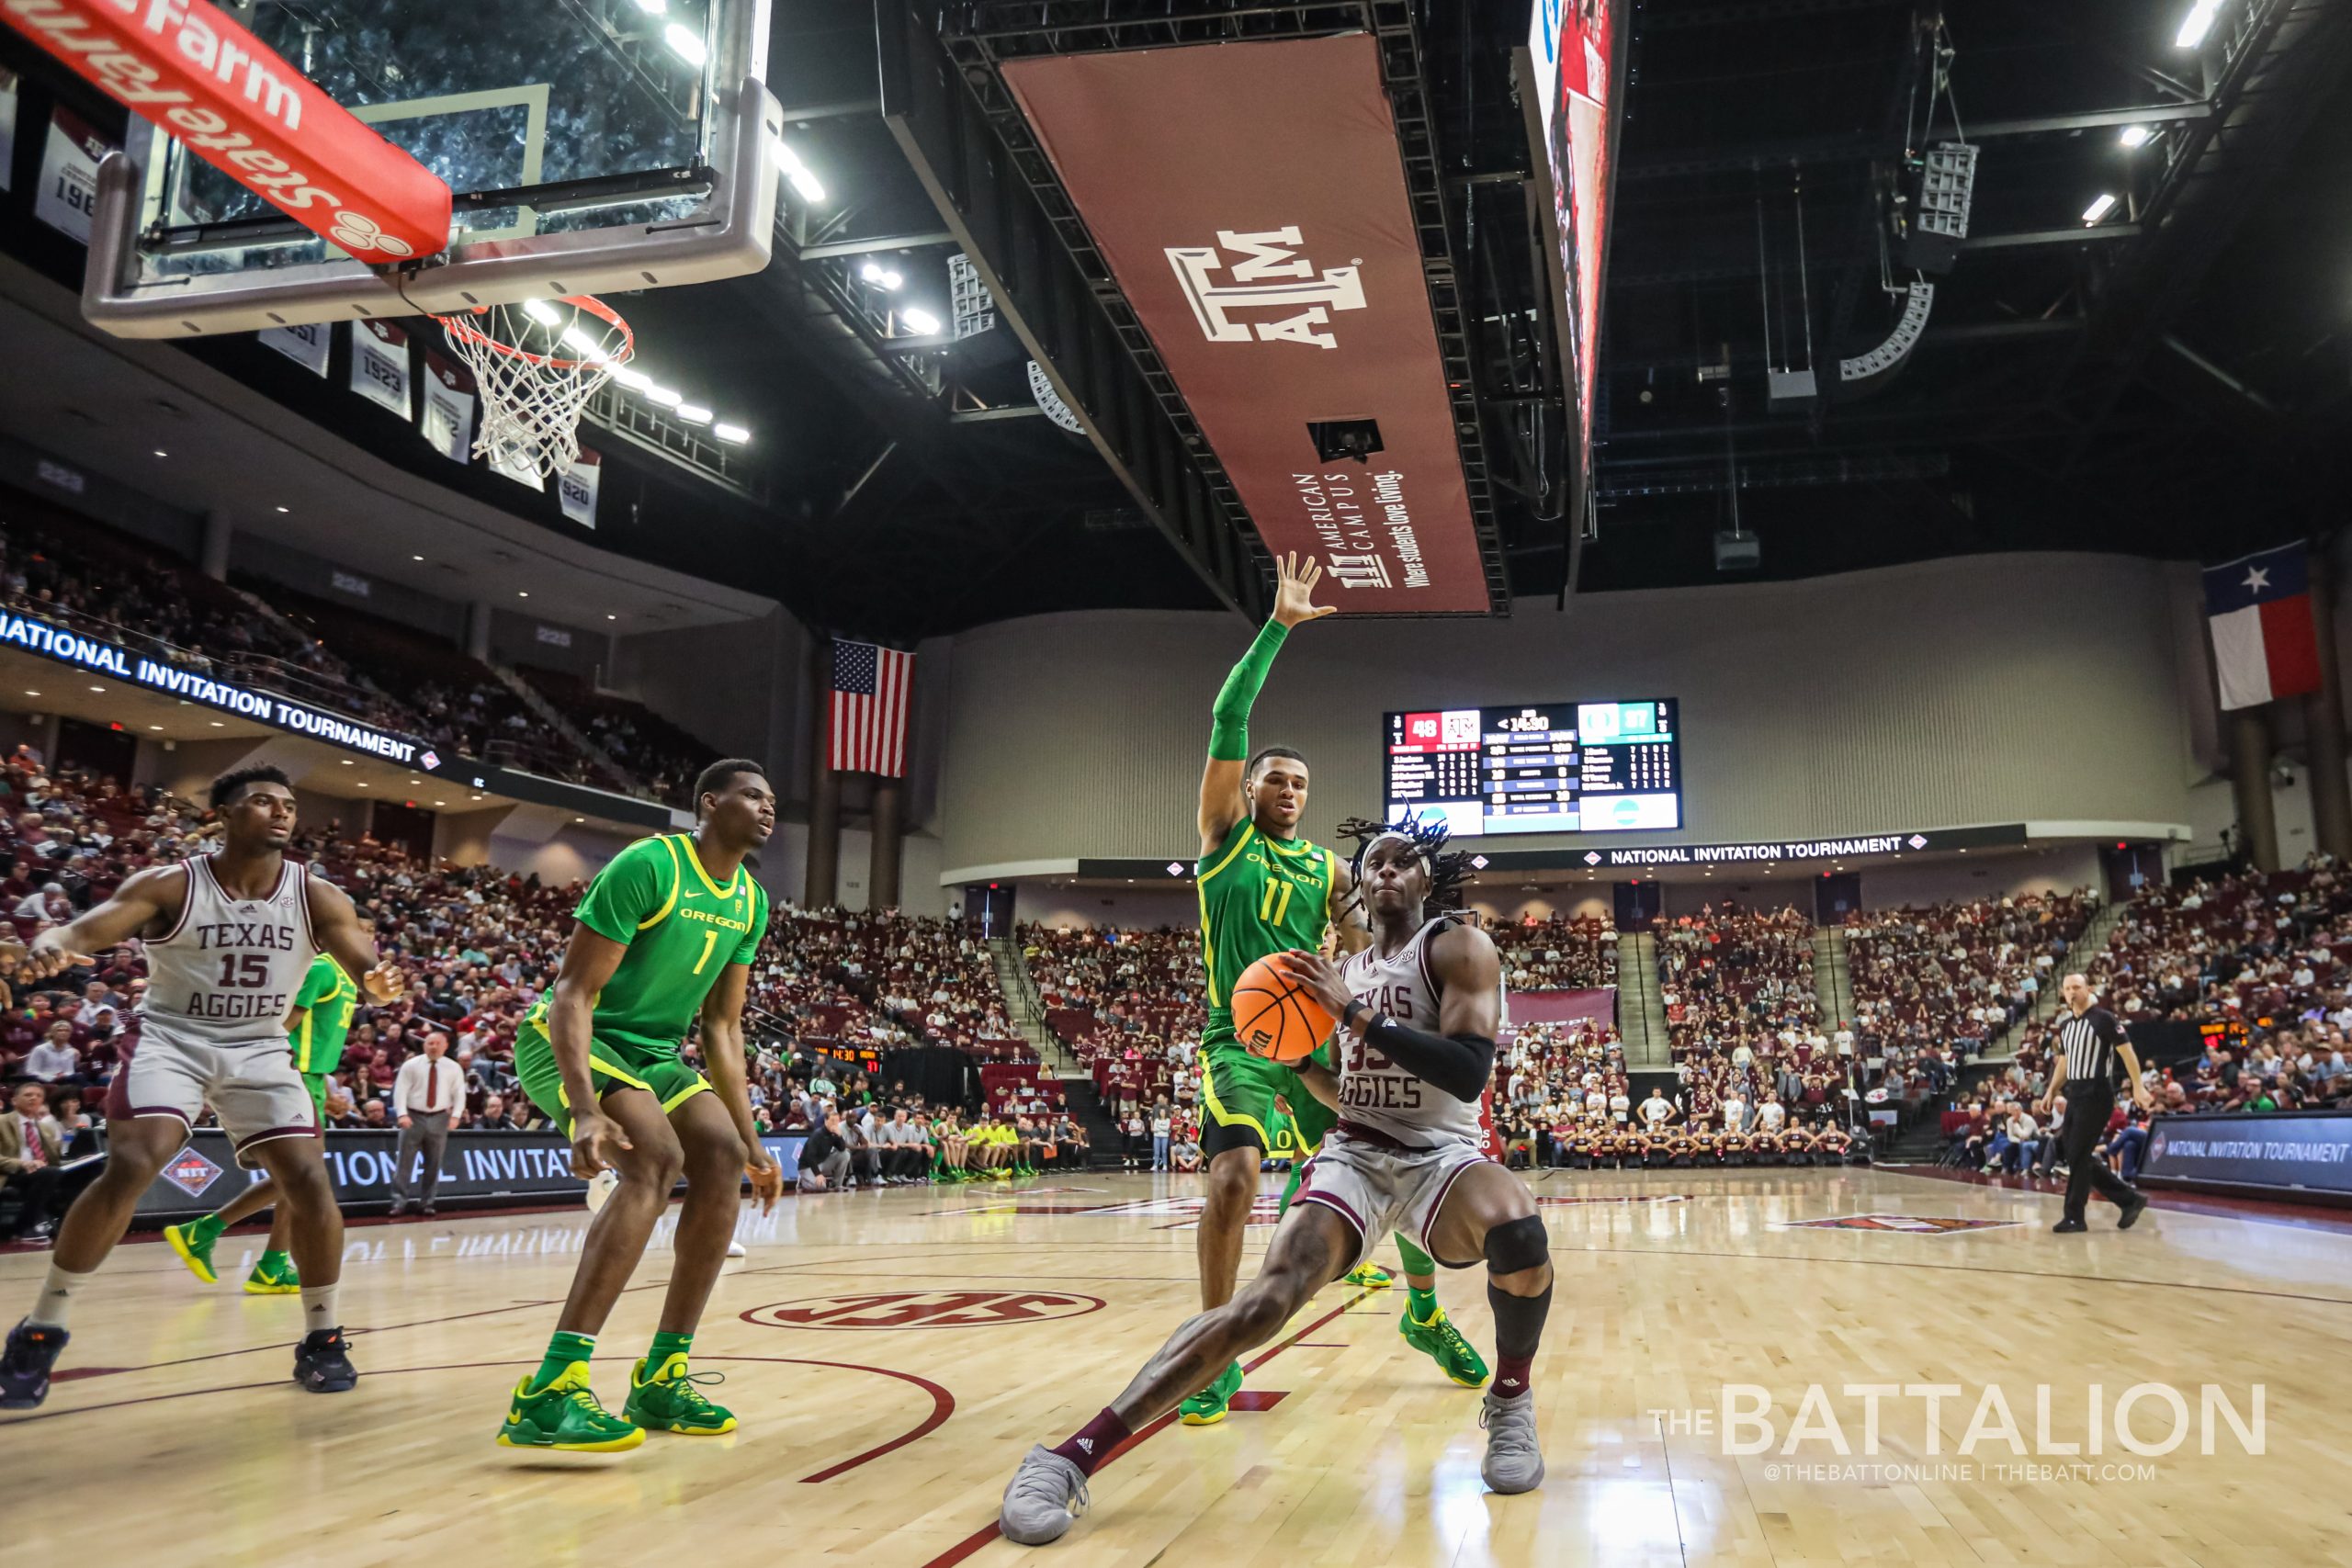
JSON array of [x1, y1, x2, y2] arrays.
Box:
[[1003, 37, 1492, 614], [1507, 988, 1618, 1030]]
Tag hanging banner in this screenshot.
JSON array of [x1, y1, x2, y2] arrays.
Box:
[[490, 447, 544, 492], [0, 68, 19, 194], [1002, 37, 1496, 613], [419, 351, 476, 464], [259, 321, 331, 376], [348, 320, 411, 417], [33, 107, 112, 243], [558, 447, 601, 528]]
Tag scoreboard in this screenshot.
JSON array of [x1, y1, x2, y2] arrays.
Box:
[[1383, 699, 1681, 838]]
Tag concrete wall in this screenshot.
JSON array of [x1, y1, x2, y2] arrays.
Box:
[[935, 553, 2202, 876], [611, 610, 807, 794]]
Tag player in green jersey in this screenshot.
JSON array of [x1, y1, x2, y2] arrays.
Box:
[[162, 953, 358, 1296], [1181, 556, 1487, 1428], [496, 760, 784, 1452]]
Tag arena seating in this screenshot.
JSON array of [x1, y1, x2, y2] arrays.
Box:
[[1022, 923, 1203, 1113], [0, 506, 726, 812], [512, 663, 717, 812], [1492, 914, 1617, 990], [0, 756, 1038, 1135], [1, 507, 418, 739]]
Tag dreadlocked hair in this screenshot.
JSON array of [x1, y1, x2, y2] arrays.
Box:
[[1336, 814, 1476, 920]]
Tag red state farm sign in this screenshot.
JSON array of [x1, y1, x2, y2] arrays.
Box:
[[1, 0, 450, 262], [1003, 36, 1494, 614]]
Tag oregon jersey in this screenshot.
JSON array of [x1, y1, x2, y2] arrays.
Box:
[[527, 833, 769, 1053], [289, 954, 357, 1075], [1197, 818, 1335, 1043]]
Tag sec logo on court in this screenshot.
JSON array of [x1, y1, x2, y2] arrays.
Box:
[[745, 1291, 1107, 1330]]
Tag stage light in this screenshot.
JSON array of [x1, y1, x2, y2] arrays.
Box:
[[2083, 193, 2119, 224], [861, 263, 903, 289], [2177, 0, 2222, 49], [664, 22, 707, 66], [676, 404, 713, 424], [648, 386, 684, 407], [2119, 125, 2154, 148], [902, 307, 941, 335], [522, 298, 563, 328], [614, 367, 653, 392], [714, 423, 751, 444]]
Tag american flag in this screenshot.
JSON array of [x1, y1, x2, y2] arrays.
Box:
[[831, 640, 914, 776]]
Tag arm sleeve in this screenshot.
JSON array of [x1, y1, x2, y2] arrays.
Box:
[[732, 881, 769, 966], [1208, 618, 1290, 761], [1358, 1015, 1496, 1103], [572, 839, 673, 945]]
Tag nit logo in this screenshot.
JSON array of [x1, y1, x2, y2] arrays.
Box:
[[163, 1146, 223, 1198], [1777, 1213, 2018, 1235], [745, 1291, 1106, 1330], [1165, 228, 1365, 349]]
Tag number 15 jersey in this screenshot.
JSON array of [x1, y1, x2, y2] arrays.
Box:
[[141, 854, 316, 1047]]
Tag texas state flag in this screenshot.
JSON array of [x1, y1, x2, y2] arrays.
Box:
[[2204, 541, 2321, 710]]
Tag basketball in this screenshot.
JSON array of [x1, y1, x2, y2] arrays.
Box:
[[1231, 954, 1336, 1064]]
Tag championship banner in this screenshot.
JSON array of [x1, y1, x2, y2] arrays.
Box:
[[1002, 37, 1494, 614], [258, 320, 331, 375], [0, 0, 451, 261], [559, 447, 601, 527], [348, 320, 411, 416], [491, 446, 544, 492], [131, 1129, 809, 1219], [0, 66, 18, 193], [33, 106, 111, 242], [420, 350, 475, 463]]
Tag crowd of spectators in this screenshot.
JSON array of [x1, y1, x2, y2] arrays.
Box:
[[0, 505, 730, 812], [1843, 890, 2096, 1063], [1492, 915, 1617, 990], [1, 510, 415, 738]]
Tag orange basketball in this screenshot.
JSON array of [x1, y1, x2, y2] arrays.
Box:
[[1231, 953, 1336, 1064]]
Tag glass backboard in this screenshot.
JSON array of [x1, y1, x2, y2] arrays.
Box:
[[82, 0, 779, 337]]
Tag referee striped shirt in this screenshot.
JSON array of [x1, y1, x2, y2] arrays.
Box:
[[2057, 1005, 2127, 1087]]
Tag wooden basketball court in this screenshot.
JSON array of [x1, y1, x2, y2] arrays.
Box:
[[3, 1168, 2337, 1567]]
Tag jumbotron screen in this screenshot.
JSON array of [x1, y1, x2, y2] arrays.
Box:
[[1383, 699, 1680, 838]]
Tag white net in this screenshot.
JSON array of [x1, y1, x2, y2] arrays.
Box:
[[435, 297, 632, 479]]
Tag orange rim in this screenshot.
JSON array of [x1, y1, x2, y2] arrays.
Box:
[[433, 294, 633, 370]]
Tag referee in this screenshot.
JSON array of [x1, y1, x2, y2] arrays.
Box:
[[2041, 974, 2152, 1233]]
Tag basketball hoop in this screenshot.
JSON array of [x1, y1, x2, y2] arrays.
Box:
[[432, 295, 633, 479]]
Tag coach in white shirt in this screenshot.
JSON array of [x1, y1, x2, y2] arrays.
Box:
[[390, 1032, 466, 1217]]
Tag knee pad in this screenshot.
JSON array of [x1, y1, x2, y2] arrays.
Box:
[[1484, 1213, 1549, 1276]]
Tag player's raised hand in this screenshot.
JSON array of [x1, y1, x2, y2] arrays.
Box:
[[1271, 551, 1336, 628], [746, 1144, 783, 1214], [571, 1109, 634, 1180], [360, 960, 406, 1003]]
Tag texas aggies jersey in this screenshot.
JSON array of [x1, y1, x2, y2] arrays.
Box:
[[142, 855, 318, 1046], [1335, 916, 1505, 1151]]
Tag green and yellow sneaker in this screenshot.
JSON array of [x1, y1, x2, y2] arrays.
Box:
[[243, 1253, 301, 1295], [496, 1361, 646, 1451], [1178, 1359, 1245, 1427], [1400, 1303, 1490, 1389], [163, 1218, 222, 1285], [1343, 1262, 1396, 1290], [624, 1353, 738, 1435]]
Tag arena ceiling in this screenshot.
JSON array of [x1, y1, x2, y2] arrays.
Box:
[[3, 1, 2349, 642]]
